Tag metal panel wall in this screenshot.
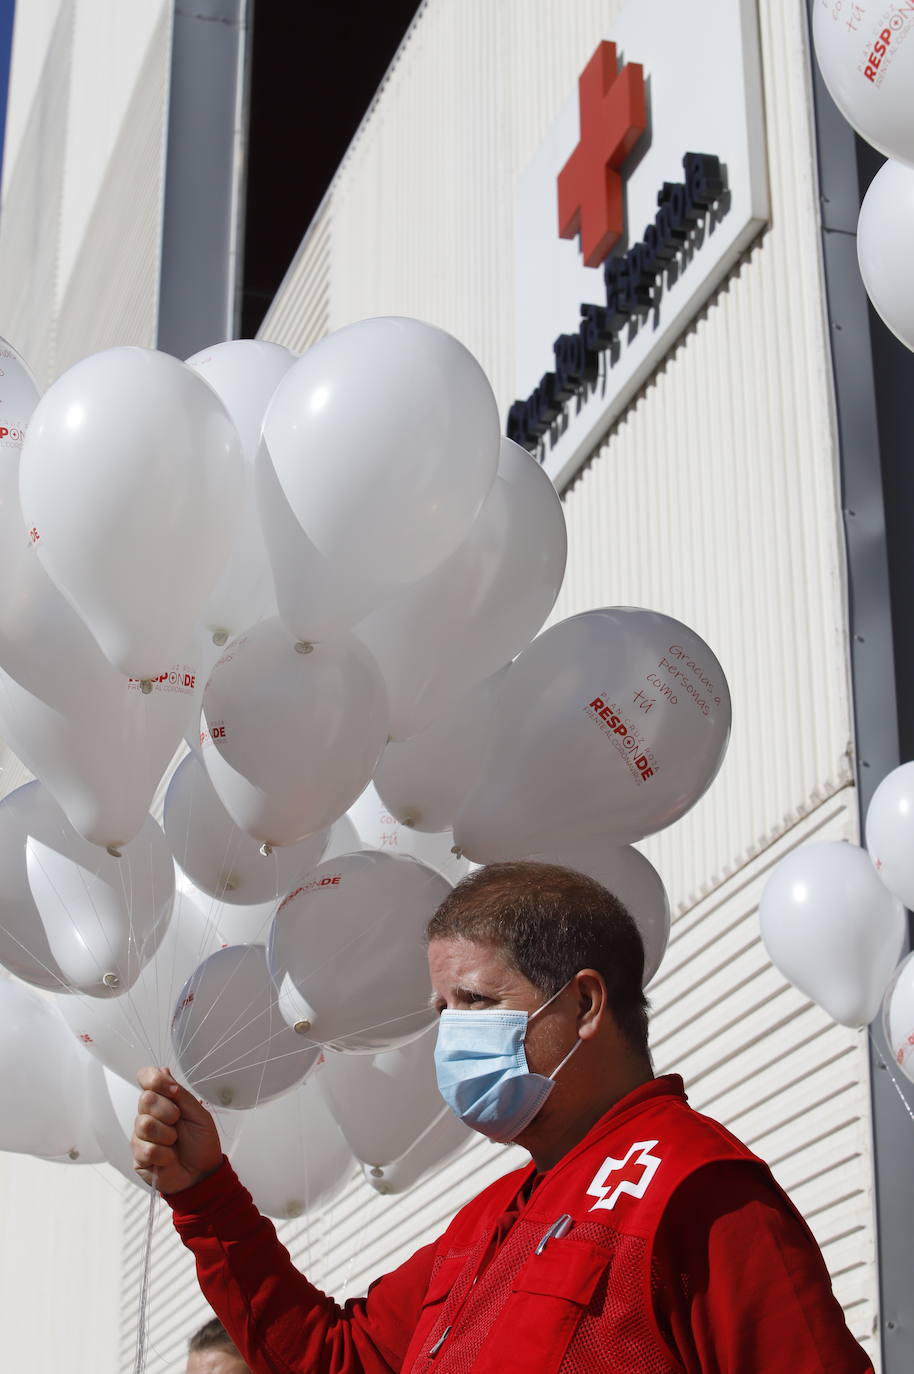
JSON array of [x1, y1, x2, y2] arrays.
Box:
[[54, 5, 170, 371], [0, 0, 73, 383], [0, 0, 170, 384], [248, 0, 876, 1365], [0, 6, 174, 1372], [260, 201, 332, 354]]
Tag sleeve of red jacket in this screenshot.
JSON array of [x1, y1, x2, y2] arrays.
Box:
[[653, 1162, 875, 1374], [166, 1157, 437, 1374]]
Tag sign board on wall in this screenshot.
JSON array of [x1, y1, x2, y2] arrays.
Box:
[[511, 0, 769, 491]]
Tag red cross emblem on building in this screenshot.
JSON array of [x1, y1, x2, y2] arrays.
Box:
[[557, 41, 647, 269]]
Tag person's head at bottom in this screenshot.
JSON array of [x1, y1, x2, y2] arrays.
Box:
[[428, 860, 654, 1169], [186, 1316, 251, 1374]]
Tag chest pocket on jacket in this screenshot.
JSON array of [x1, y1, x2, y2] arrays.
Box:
[[409, 1252, 476, 1367], [471, 1240, 611, 1374]]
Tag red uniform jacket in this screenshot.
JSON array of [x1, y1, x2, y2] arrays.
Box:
[[168, 1076, 873, 1373]]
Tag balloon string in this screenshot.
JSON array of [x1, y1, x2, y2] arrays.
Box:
[[0, 913, 165, 1065], [179, 1003, 435, 1082], [171, 829, 278, 1068], [132, 1168, 158, 1374]]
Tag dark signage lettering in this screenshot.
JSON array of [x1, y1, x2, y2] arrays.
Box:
[[508, 152, 726, 455]]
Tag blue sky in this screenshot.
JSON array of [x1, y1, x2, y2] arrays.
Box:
[[0, 0, 15, 192]]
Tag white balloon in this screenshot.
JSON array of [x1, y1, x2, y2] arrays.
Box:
[[454, 608, 731, 862], [58, 883, 222, 1081], [0, 782, 173, 996], [759, 841, 906, 1028], [0, 337, 40, 436], [317, 1024, 448, 1166], [229, 1072, 351, 1219], [865, 760, 914, 907], [268, 850, 450, 1052], [87, 1061, 153, 1190], [171, 944, 320, 1109], [19, 347, 243, 678], [25, 803, 174, 996], [0, 973, 91, 1158], [0, 783, 69, 990], [49, 1047, 107, 1164], [522, 846, 670, 987], [812, 4, 914, 166], [183, 626, 228, 758], [259, 317, 500, 640], [172, 816, 363, 947], [186, 340, 295, 637], [883, 950, 914, 1087], [373, 671, 506, 835], [165, 751, 330, 905], [360, 1108, 474, 1196], [0, 540, 207, 848], [356, 439, 566, 739], [202, 618, 389, 846], [347, 782, 470, 884], [857, 158, 914, 353]]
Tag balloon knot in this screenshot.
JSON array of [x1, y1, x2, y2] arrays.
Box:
[[139, 679, 153, 695], [259, 842, 273, 858], [212, 629, 229, 646], [292, 1019, 312, 1035], [106, 845, 123, 859], [294, 640, 314, 655], [102, 972, 120, 989], [450, 845, 463, 858]]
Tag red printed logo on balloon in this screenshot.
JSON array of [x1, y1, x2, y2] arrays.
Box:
[[128, 665, 197, 695], [585, 697, 657, 781], [862, 10, 913, 85], [0, 424, 25, 444], [278, 875, 342, 911]]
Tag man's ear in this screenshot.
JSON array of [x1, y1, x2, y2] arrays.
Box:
[[575, 968, 607, 1041]]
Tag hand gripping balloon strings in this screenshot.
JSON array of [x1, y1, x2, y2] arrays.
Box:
[[132, 1167, 159, 1374]]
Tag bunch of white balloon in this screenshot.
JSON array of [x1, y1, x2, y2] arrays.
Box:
[[0, 318, 732, 1213], [758, 762, 914, 1088], [812, 5, 914, 352]]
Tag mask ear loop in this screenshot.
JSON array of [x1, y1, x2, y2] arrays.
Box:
[[547, 1035, 583, 1082], [527, 974, 585, 1082]]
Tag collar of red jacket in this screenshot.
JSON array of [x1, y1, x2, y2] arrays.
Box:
[[534, 1073, 686, 1183]]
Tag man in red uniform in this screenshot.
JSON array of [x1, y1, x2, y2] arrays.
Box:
[[133, 862, 873, 1373]]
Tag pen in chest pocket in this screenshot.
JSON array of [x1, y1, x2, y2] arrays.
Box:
[[535, 1213, 574, 1255]]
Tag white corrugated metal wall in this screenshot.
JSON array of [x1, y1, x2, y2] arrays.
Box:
[[254, 0, 878, 1365], [0, 0, 880, 1370], [0, 4, 173, 1373]]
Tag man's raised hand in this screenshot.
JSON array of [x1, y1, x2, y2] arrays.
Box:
[[132, 1066, 223, 1194]]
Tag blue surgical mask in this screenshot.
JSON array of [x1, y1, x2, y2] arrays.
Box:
[[434, 981, 582, 1143]]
